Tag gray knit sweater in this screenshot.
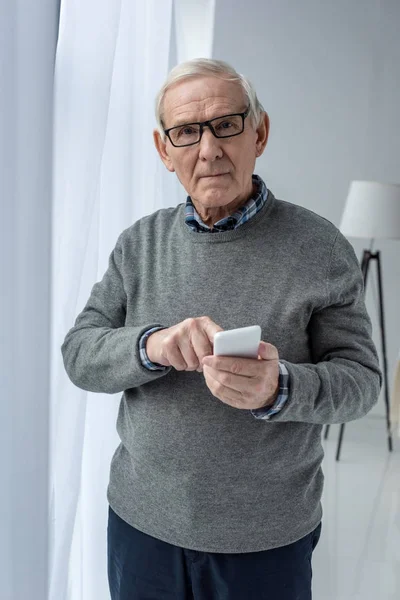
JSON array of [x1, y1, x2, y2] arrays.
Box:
[[61, 187, 382, 553]]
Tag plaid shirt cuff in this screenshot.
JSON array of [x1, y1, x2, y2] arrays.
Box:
[[139, 326, 169, 370], [250, 362, 290, 420]]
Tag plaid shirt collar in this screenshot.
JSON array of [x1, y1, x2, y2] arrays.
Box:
[[184, 174, 268, 232]]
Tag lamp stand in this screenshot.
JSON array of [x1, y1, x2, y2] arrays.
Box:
[[324, 249, 393, 461]]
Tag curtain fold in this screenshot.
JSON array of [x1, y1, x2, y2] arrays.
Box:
[[50, 1, 215, 598]]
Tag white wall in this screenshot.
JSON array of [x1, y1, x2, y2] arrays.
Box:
[[213, 0, 400, 423]]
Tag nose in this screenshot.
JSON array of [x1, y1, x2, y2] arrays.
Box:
[[198, 126, 223, 161]]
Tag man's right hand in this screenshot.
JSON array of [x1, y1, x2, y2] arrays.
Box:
[[146, 316, 223, 373]]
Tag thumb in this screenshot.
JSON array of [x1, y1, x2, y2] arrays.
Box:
[[258, 341, 279, 361]]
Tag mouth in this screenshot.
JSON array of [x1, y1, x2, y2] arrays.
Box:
[[202, 173, 229, 178]]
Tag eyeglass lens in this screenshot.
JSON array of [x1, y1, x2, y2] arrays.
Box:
[[169, 114, 244, 146]]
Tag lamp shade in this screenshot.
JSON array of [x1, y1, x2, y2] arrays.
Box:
[[340, 181, 400, 240]]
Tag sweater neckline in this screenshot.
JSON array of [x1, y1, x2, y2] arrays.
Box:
[[178, 189, 276, 243]]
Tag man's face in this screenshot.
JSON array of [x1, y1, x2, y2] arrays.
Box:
[[153, 76, 269, 222]]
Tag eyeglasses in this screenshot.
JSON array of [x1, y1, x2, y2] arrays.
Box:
[[164, 105, 251, 147]]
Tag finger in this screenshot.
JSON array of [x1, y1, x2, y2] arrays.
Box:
[[164, 330, 189, 371], [191, 326, 214, 365], [203, 355, 268, 378], [190, 318, 222, 372], [204, 365, 263, 394], [258, 341, 279, 360], [179, 323, 213, 371], [177, 334, 200, 371], [166, 342, 188, 371], [204, 368, 244, 407], [201, 316, 224, 345]]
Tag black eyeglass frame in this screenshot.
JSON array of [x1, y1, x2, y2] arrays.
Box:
[[163, 105, 251, 148]]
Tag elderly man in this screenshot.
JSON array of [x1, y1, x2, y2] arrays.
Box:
[[61, 58, 382, 600]]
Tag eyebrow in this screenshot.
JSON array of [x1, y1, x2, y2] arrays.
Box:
[[171, 109, 244, 128]]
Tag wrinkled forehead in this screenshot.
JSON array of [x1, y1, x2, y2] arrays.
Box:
[[162, 76, 247, 128]]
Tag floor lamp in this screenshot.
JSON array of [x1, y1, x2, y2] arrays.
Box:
[[324, 180, 400, 461]]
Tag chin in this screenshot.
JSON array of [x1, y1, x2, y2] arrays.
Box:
[[203, 191, 232, 203], [199, 182, 231, 197]]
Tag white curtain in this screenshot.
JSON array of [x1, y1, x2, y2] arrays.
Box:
[[0, 2, 59, 600], [50, 1, 215, 599]]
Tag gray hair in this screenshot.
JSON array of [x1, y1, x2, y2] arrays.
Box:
[[154, 58, 265, 143]]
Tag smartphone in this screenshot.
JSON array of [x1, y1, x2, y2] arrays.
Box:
[[213, 325, 262, 359]]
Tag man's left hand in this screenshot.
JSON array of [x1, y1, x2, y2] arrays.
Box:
[[202, 341, 280, 410]]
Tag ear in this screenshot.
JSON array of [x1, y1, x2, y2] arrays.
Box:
[[153, 129, 175, 173], [255, 112, 270, 157]]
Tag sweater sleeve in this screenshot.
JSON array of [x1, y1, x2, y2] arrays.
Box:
[[270, 231, 382, 424], [61, 233, 172, 394]]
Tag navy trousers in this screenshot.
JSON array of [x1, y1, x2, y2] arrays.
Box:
[[107, 505, 322, 600]]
